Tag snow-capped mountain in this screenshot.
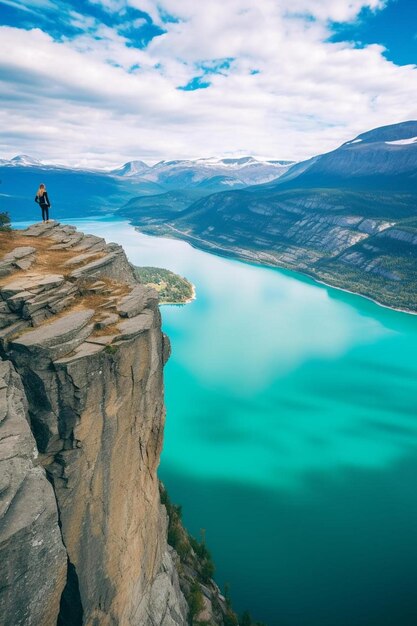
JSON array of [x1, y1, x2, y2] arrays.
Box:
[[276, 120, 417, 189], [1, 154, 295, 189], [110, 160, 150, 177], [111, 156, 295, 188], [8, 154, 43, 167], [1, 154, 104, 172], [0, 154, 61, 168]]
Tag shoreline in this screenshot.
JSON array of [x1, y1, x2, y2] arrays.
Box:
[[311, 275, 417, 317], [160, 282, 196, 306], [135, 224, 417, 318]]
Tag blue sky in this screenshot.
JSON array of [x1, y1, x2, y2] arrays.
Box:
[[331, 0, 416, 66], [0, 0, 416, 167]]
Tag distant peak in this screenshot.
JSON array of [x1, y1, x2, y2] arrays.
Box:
[[112, 160, 150, 176], [10, 154, 42, 166]]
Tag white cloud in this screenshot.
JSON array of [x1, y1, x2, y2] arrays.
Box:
[[68, 10, 98, 31], [0, 0, 416, 167]]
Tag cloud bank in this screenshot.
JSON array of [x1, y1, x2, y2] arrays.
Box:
[[0, 0, 416, 167]]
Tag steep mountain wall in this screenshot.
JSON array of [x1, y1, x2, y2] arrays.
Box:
[[0, 222, 188, 626], [133, 186, 417, 313], [0, 359, 67, 626]]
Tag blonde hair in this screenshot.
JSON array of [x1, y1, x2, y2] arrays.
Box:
[[37, 184, 46, 197]]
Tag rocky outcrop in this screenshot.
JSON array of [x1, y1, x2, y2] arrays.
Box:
[[0, 246, 36, 276], [0, 222, 188, 626]]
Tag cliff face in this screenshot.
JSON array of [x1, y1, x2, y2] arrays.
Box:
[[0, 222, 187, 626], [0, 359, 67, 626]]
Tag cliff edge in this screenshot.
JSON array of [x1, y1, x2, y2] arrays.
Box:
[[0, 221, 187, 626]]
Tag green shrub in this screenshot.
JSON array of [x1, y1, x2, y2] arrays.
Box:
[[167, 523, 182, 550], [241, 612, 252, 626], [0, 212, 10, 232], [104, 344, 118, 355], [175, 540, 191, 561], [223, 610, 238, 626], [224, 583, 232, 608], [200, 558, 215, 583], [134, 265, 194, 304], [187, 581, 204, 624]]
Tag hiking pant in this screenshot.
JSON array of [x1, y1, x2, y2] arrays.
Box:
[[41, 205, 49, 221]]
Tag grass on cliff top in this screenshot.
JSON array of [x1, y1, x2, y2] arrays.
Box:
[[0, 229, 131, 341], [0, 229, 106, 280], [10, 280, 124, 339]]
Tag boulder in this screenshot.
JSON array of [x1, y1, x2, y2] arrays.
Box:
[[0, 247, 36, 277], [117, 309, 154, 340], [117, 285, 158, 318], [2, 246, 36, 261]]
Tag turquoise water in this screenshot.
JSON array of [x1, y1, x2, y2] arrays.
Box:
[[17, 218, 417, 625]]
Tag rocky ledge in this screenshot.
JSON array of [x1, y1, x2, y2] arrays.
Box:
[[0, 221, 188, 626]]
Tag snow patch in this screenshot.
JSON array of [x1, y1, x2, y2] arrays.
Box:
[[385, 136, 417, 146]]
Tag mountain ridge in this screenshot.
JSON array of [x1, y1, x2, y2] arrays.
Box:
[[118, 120, 417, 313], [272, 119, 417, 190], [110, 155, 296, 188], [0, 153, 296, 222]]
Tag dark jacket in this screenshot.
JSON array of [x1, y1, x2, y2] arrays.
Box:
[[35, 191, 50, 207]]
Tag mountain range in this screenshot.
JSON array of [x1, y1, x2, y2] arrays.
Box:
[[111, 156, 295, 189], [119, 121, 417, 312], [0, 154, 294, 221], [2, 121, 417, 311]]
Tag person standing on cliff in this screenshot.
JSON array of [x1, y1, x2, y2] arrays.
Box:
[[35, 183, 51, 222]]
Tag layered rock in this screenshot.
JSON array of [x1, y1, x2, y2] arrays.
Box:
[[133, 185, 417, 312], [0, 246, 36, 276], [0, 222, 188, 626]]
